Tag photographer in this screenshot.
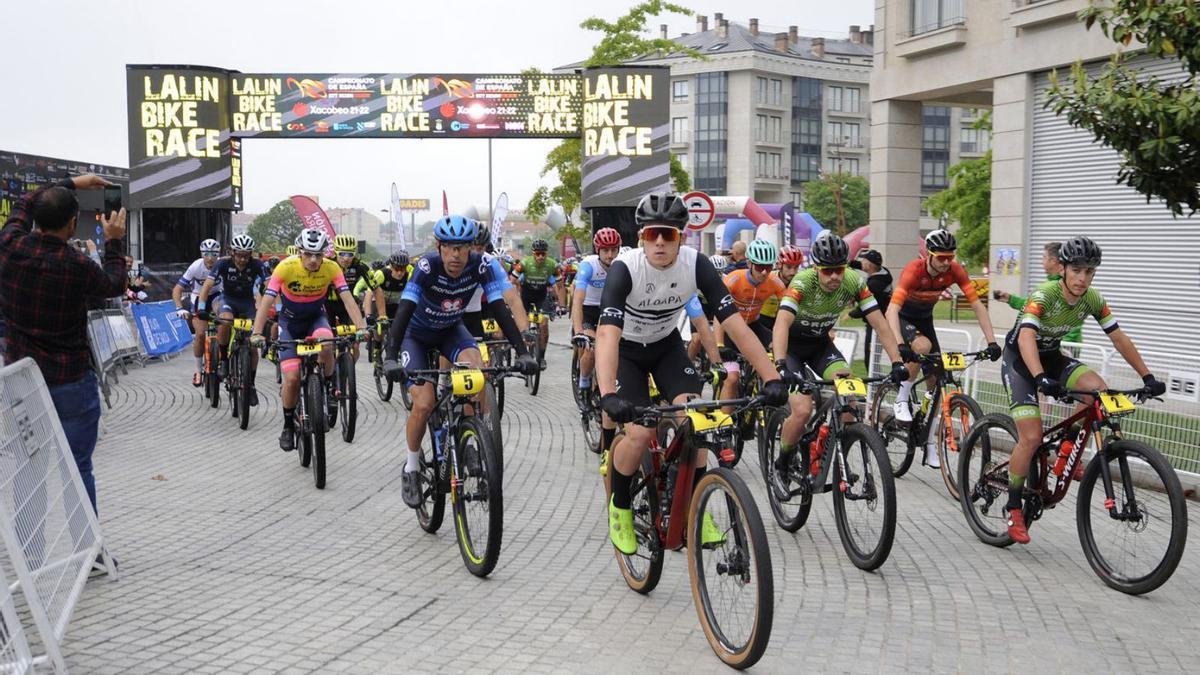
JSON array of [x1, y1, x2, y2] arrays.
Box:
[[0, 174, 128, 516], [849, 249, 893, 367]]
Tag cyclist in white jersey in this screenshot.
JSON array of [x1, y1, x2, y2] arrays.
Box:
[[172, 239, 224, 386], [596, 192, 789, 555]]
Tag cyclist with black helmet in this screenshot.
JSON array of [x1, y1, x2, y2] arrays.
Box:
[[596, 192, 789, 555], [887, 229, 1002, 468], [173, 239, 224, 387], [769, 232, 908, 493], [1000, 236, 1165, 544], [511, 238, 562, 363], [382, 216, 537, 509], [196, 234, 268, 405], [325, 234, 385, 363], [463, 223, 528, 340], [359, 251, 413, 323]]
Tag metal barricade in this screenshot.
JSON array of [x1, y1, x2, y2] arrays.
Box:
[[970, 341, 1112, 419], [1102, 348, 1200, 474], [0, 558, 34, 674]]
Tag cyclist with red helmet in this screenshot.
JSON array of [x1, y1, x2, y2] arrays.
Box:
[[572, 228, 622, 392], [756, 244, 804, 333]]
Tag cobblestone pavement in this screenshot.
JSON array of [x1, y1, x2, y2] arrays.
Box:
[[63, 326, 1198, 673]]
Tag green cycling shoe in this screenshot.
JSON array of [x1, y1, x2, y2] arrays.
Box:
[[700, 511, 726, 548], [608, 496, 637, 555]]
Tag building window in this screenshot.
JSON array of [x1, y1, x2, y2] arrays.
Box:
[[791, 192, 803, 208], [695, 72, 728, 194], [792, 77, 823, 184], [836, 57, 851, 64], [671, 117, 689, 144], [846, 158, 859, 176], [828, 121, 843, 144], [672, 79, 689, 102], [770, 79, 783, 105], [923, 105, 950, 189], [912, 0, 965, 36], [756, 77, 768, 104], [770, 153, 782, 178], [676, 153, 688, 171], [755, 152, 767, 177], [770, 116, 782, 143], [960, 127, 979, 153], [827, 85, 843, 112], [846, 88, 861, 113], [756, 114, 768, 141], [922, 159, 948, 189], [846, 122, 860, 147]]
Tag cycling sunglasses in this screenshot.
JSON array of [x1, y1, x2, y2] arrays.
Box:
[[815, 264, 846, 275], [931, 252, 956, 261], [639, 227, 680, 243], [752, 263, 774, 273], [336, 251, 355, 258]]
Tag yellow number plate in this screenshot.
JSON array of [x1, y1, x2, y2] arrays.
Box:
[[834, 377, 867, 397], [482, 319, 499, 333], [1100, 393, 1136, 415], [451, 369, 485, 396], [941, 352, 967, 370], [687, 409, 731, 433], [478, 342, 490, 361], [296, 343, 321, 356], [233, 318, 253, 331], [336, 324, 357, 336]]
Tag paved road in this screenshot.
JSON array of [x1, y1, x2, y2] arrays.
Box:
[[65, 328, 1198, 673]]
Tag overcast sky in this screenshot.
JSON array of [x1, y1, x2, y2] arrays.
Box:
[[2, 0, 873, 217]]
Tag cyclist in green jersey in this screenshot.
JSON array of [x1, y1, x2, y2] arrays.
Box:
[[1000, 236, 1165, 544], [994, 241, 1083, 345], [511, 239, 562, 362], [360, 252, 412, 322]]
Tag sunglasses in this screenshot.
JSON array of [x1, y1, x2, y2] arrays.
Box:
[[815, 265, 846, 275], [534, 252, 547, 257], [639, 227, 680, 243], [752, 263, 774, 273], [202, 252, 219, 258], [931, 253, 956, 261], [337, 252, 355, 258]]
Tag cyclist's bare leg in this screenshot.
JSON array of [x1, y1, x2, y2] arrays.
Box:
[[579, 328, 597, 380], [280, 363, 301, 407], [216, 311, 232, 351], [407, 381, 435, 453], [781, 392, 815, 448]]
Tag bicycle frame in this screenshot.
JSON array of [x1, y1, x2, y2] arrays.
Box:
[[913, 352, 985, 451]]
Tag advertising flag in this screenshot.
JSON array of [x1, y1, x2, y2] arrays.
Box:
[[491, 192, 508, 250], [290, 195, 337, 245], [442, 190, 449, 216]]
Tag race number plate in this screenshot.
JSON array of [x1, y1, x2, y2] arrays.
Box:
[[834, 377, 867, 397], [478, 343, 490, 361], [687, 409, 731, 433], [941, 352, 967, 370], [336, 324, 357, 336], [1100, 392, 1136, 415], [233, 318, 253, 331], [296, 343, 321, 356], [482, 319, 500, 334], [451, 369, 485, 396]]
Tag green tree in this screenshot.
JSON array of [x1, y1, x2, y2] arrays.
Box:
[[801, 174, 869, 236], [247, 199, 303, 251], [526, 1, 701, 223], [924, 113, 992, 268], [1044, 0, 1200, 215]]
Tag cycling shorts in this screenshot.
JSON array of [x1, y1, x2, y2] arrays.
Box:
[[615, 330, 700, 408], [219, 296, 257, 320], [1002, 345, 1091, 420], [521, 286, 548, 311], [898, 313, 941, 353], [581, 305, 601, 331], [398, 322, 478, 386], [278, 311, 333, 365], [783, 338, 849, 382]]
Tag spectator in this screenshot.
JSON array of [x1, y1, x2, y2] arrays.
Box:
[[0, 175, 127, 517], [849, 248, 893, 368], [124, 256, 148, 303], [729, 240, 748, 271], [994, 241, 1082, 345]]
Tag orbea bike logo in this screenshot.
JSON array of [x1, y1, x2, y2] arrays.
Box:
[[287, 77, 328, 99]]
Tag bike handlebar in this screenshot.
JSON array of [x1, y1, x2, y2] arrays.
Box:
[[1062, 387, 1160, 404]]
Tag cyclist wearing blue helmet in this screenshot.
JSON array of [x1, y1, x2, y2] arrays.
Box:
[[384, 215, 537, 508]]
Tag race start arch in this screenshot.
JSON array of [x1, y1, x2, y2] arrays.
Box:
[[125, 65, 671, 217]]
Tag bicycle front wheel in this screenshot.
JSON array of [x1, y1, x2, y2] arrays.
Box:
[[399, 380, 413, 411], [339, 351, 357, 443], [1077, 440, 1188, 595], [208, 339, 221, 409], [610, 453, 664, 594], [526, 338, 542, 396], [869, 380, 913, 477], [237, 345, 251, 430], [957, 413, 1019, 547], [831, 423, 896, 570], [452, 417, 503, 577], [687, 467, 773, 670], [759, 408, 812, 532], [937, 392, 983, 500], [307, 371, 327, 489]]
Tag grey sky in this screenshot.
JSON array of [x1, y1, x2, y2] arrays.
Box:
[[2, 0, 873, 218]]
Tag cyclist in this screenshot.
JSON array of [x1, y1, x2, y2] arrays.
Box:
[[196, 234, 267, 405], [361, 252, 413, 322], [757, 245, 804, 332], [596, 192, 789, 555], [887, 228, 1002, 468], [172, 239, 223, 387], [382, 216, 537, 509], [511, 239, 561, 364], [769, 232, 907, 491], [463, 226, 528, 340], [1001, 236, 1164, 544], [715, 239, 787, 417], [249, 228, 367, 452], [571, 227, 621, 396], [326, 234, 385, 362], [686, 254, 728, 362]]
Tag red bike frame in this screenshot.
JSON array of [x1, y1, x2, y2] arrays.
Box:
[[648, 420, 701, 551]]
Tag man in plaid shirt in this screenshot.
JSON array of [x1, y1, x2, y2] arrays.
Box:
[[0, 174, 128, 515]]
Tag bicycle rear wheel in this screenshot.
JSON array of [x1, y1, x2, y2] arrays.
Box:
[[417, 428, 446, 533], [307, 371, 327, 489], [759, 408, 812, 532], [372, 342, 393, 401], [937, 392, 982, 500], [831, 423, 896, 570], [610, 453, 664, 594], [688, 467, 773, 670], [339, 351, 357, 443], [400, 380, 413, 411], [237, 345, 251, 430], [957, 413, 1019, 547], [481, 380, 503, 476], [452, 417, 503, 577], [526, 338, 542, 396], [1077, 440, 1188, 595], [869, 380, 912, 477]]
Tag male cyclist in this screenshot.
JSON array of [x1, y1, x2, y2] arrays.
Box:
[[770, 232, 907, 492], [887, 228, 1001, 468], [250, 229, 366, 451], [597, 192, 788, 555], [361, 252, 412, 322], [511, 239, 561, 363], [571, 227, 621, 396], [463, 226, 528, 340], [326, 234, 385, 362], [1001, 236, 1164, 544], [757, 245, 804, 332], [383, 216, 537, 509], [196, 234, 267, 405], [173, 239, 223, 387], [715, 239, 787, 421]]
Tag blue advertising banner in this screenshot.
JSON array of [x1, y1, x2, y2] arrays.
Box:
[[130, 301, 192, 356]]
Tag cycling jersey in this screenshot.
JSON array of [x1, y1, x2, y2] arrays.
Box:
[[177, 258, 222, 302], [357, 265, 412, 303], [401, 252, 508, 331], [265, 256, 348, 318], [465, 255, 512, 312], [328, 258, 376, 300], [779, 268, 878, 339], [513, 256, 559, 290], [208, 257, 266, 299], [889, 257, 977, 319], [1008, 279, 1118, 351], [723, 269, 787, 324], [574, 255, 610, 307]]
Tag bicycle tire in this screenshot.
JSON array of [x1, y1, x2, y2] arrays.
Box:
[[208, 339, 221, 409], [869, 380, 913, 477], [760, 408, 812, 532], [400, 380, 413, 411], [957, 413, 1019, 548], [298, 383, 313, 469], [688, 467, 774, 670], [307, 371, 327, 489], [483, 380, 504, 477], [831, 423, 896, 570], [611, 453, 664, 595], [237, 344, 251, 430], [228, 347, 240, 419], [527, 339, 542, 396], [339, 351, 357, 443], [570, 345, 584, 410], [452, 416, 503, 577], [937, 392, 983, 500], [1076, 439, 1188, 595], [372, 342, 393, 402], [417, 425, 446, 533]]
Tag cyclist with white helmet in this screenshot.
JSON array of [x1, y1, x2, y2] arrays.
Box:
[[172, 238, 224, 387], [196, 234, 267, 405], [250, 228, 367, 452]]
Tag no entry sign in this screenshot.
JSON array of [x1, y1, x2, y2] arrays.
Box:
[[683, 191, 714, 230]]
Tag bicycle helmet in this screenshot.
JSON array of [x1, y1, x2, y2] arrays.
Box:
[[230, 234, 254, 252], [494, 247, 508, 260], [200, 238, 220, 254], [296, 228, 330, 254], [809, 232, 849, 266], [334, 234, 357, 253], [925, 228, 957, 253], [266, 256, 281, 272], [710, 255, 728, 272], [779, 245, 804, 267], [593, 227, 621, 249], [433, 215, 477, 243], [634, 192, 688, 228], [746, 239, 778, 266], [388, 251, 410, 269], [531, 238, 549, 253], [285, 245, 300, 256], [1058, 236, 1102, 268], [473, 223, 491, 247]]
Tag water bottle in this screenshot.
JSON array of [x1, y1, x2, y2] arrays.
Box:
[[809, 424, 830, 477], [1052, 440, 1074, 477], [920, 391, 934, 415]]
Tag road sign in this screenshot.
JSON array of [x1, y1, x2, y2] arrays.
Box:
[[683, 191, 714, 231]]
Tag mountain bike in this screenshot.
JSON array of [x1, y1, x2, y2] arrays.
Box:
[[606, 395, 774, 669], [958, 387, 1188, 595], [480, 318, 509, 418], [761, 373, 896, 570], [869, 350, 987, 497], [211, 316, 255, 430], [522, 308, 546, 396], [330, 324, 360, 443], [368, 318, 392, 402], [405, 360, 519, 577], [203, 320, 220, 408], [570, 334, 603, 453], [277, 335, 354, 490]]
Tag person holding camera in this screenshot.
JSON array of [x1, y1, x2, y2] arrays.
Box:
[[848, 248, 893, 366], [0, 174, 128, 515]]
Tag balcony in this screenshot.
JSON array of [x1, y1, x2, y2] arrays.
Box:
[[1010, 0, 1089, 30], [895, 16, 967, 58]]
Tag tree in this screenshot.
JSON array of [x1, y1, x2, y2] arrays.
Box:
[[247, 199, 302, 251], [1044, 0, 1200, 216], [801, 174, 869, 236], [526, 2, 701, 223], [924, 113, 992, 268]]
